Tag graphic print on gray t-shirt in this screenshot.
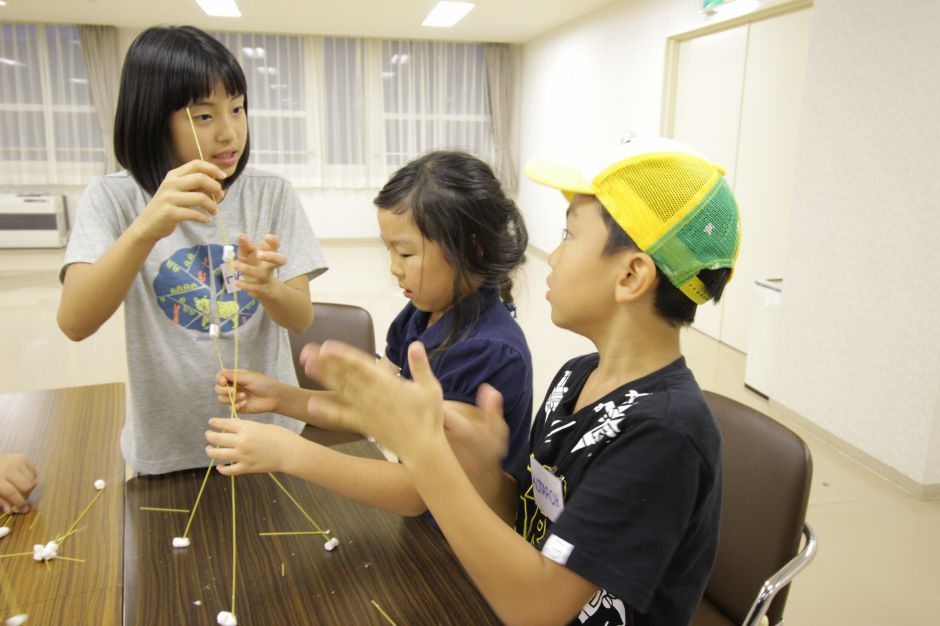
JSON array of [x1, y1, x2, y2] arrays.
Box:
[[153, 244, 258, 333]]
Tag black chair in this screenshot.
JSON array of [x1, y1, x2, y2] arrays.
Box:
[[692, 391, 818, 626]]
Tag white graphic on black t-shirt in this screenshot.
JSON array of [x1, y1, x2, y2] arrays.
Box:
[[570, 390, 651, 453], [579, 588, 628, 625], [545, 420, 577, 442], [544, 370, 572, 420]]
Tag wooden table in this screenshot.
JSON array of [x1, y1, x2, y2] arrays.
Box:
[[0, 383, 126, 626], [124, 435, 503, 626], [1, 384, 502, 625]]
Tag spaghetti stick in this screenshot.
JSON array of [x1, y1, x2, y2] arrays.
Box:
[[139, 507, 190, 514], [258, 530, 329, 537], [266, 473, 328, 540], [371, 600, 398, 626], [56, 490, 103, 547]]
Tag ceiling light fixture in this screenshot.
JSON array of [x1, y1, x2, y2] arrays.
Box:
[[194, 0, 241, 18], [422, 2, 475, 28]]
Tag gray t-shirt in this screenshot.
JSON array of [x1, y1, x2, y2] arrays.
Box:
[[62, 167, 328, 474]]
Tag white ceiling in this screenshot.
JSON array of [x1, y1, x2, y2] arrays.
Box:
[[0, 0, 616, 44]]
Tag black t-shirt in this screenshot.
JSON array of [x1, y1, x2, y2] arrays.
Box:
[[509, 354, 721, 626]]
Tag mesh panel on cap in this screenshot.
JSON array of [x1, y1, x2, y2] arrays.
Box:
[[595, 153, 720, 250], [651, 177, 739, 285], [593, 152, 739, 300]]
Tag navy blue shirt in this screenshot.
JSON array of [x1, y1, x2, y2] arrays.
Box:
[[385, 287, 533, 467]]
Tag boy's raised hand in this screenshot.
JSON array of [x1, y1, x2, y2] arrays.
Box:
[[0, 453, 38, 513], [132, 160, 225, 242], [204, 419, 298, 476], [235, 234, 287, 300], [215, 368, 281, 415], [303, 340, 445, 461], [443, 384, 510, 480]]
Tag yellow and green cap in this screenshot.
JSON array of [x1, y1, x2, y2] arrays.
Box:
[[525, 136, 741, 304]]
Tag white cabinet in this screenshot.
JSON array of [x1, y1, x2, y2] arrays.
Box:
[[744, 278, 783, 397]]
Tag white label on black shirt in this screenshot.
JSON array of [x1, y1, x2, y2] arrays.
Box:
[[531, 454, 565, 522], [542, 534, 574, 565]]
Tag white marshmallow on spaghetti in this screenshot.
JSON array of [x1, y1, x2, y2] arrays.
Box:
[[216, 610, 237, 626], [94, 479, 106, 490], [323, 537, 340, 551], [0, 526, 10, 539], [5, 614, 29, 626], [172, 537, 191, 548]]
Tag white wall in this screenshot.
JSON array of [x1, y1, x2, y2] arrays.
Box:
[[774, 0, 940, 486], [516, 0, 704, 253]]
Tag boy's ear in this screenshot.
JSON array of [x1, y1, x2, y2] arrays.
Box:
[[613, 250, 659, 303]]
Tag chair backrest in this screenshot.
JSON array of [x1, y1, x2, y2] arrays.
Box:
[[288, 302, 376, 391], [701, 391, 813, 625]]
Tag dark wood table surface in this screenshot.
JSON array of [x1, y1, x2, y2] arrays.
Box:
[[0, 383, 126, 626], [124, 432, 503, 626], [2, 384, 503, 625]]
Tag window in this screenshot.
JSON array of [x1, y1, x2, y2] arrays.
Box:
[[0, 26, 496, 190], [0, 23, 104, 184], [215, 32, 495, 188], [380, 40, 493, 170]]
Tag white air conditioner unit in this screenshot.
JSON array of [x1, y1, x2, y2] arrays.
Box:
[[0, 194, 68, 248]]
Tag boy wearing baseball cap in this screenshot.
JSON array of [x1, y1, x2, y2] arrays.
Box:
[[304, 136, 741, 626]]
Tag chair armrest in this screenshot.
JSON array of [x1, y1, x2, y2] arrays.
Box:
[[743, 523, 818, 626]]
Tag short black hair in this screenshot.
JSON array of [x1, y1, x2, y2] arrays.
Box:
[[599, 204, 731, 327], [114, 25, 250, 196], [374, 151, 528, 353]]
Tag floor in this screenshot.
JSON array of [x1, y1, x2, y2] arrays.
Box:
[[2, 241, 938, 625]]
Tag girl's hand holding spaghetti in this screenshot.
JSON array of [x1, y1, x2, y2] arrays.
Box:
[[205, 419, 299, 476], [214, 368, 281, 414], [131, 159, 227, 242]]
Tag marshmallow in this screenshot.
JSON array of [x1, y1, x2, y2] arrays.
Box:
[[222, 245, 235, 262], [209, 323, 220, 338], [323, 537, 340, 551], [0, 526, 10, 539], [5, 614, 28, 626], [94, 479, 106, 490], [216, 611, 237, 626], [172, 537, 191, 548], [32, 542, 57, 561]]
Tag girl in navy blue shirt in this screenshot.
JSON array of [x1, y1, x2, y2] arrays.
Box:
[[205, 151, 533, 517]]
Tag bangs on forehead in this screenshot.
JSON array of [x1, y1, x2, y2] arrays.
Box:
[[164, 33, 246, 110]]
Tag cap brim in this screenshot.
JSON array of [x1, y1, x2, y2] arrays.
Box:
[[524, 158, 594, 202]]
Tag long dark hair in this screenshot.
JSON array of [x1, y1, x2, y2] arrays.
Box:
[[113, 25, 250, 196], [374, 151, 528, 353]]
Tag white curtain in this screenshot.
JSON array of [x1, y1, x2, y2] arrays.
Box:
[[377, 39, 494, 180], [484, 43, 519, 195], [0, 23, 105, 185], [78, 24, 120, 174], [214, 32, 496, 189], [0, 26, 499, 190]]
